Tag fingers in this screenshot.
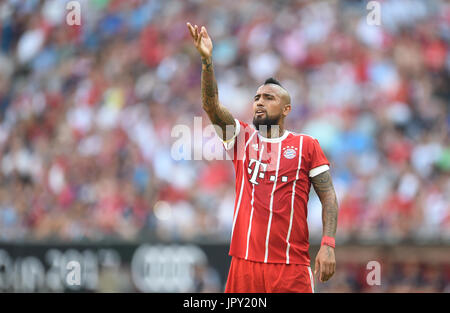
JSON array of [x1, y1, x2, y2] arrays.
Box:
[[196, 27, 203, 46], [315, 256, 335, 282], [314, 258, 319, 275], [320, 263, 328, 282], [320, 262, 336, 282], [186, 22, 195, 39], [201, 26, 208, 38], [187, 23, 208, 38], [319, 263, 325, 282], [186, 22, 199, 41], [315, 246, 336, 283], [314, 258, 320, 279]]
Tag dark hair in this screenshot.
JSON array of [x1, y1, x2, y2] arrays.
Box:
[[264, 77, 283, 87]]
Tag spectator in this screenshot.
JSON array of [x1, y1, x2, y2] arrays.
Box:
[[0, 0, 448, 247]]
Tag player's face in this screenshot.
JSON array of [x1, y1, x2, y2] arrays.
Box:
[[252, 84, 285, 130]]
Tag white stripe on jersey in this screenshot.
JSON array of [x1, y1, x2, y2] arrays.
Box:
[[286, 135, 304, 264], [245, 144, 265, 260], [308, 266, 315, 293], [230, 130, 257, 241], [264, 141, 282, 263]]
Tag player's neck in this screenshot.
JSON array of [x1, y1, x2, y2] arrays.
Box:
[[258, 124, 285, 139]]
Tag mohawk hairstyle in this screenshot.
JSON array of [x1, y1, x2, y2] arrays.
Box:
[[264, 77, 283, 88]]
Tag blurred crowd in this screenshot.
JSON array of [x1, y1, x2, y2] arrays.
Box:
[[317, 259, 450, 292], [0, 0, 449, 245]]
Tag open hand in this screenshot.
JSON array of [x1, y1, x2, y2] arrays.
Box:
[[186, 22, 213, 59]]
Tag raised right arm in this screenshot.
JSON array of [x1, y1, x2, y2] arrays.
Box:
[[187, 23, 235, 141], [200, 56, 235, 140]]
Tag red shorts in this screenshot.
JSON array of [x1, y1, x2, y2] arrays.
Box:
[[225, 257, 315, 293]]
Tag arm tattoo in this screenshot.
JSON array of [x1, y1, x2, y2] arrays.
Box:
[[311, 170, 338, 238], [201, 58, 213, 71], [201, 57, 235, 140]]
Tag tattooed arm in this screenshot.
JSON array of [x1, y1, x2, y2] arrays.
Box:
[[311, 170, 338, 282], [312, 170, 338, 238], [200, 56, 235, 140], [187, 23, 235, 141]]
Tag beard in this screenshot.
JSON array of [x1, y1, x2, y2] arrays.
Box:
[[252, 113, 282, 132]]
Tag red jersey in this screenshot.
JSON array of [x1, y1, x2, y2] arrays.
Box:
[[222, 119, 330, 266]]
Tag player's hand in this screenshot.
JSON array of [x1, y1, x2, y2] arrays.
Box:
[[186, 22, 213, 59], [314, 245, 336, 283]]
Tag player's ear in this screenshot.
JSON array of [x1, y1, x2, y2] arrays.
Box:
[[283, 104, 291, 117]]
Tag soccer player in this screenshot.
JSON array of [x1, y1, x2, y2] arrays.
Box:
[[187, 23, 338, 293]]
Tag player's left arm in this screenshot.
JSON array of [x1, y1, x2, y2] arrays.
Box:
[[311, 170, 338, 283]]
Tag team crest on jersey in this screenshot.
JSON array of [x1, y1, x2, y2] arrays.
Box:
[[252, 143, 259, 151], [283, 146, 297, 159]]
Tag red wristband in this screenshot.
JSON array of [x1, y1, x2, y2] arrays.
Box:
[[321, 236, 335, 248]]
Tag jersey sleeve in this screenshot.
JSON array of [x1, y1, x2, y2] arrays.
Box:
[[307, 137, 330, 177], [221, 118, 241, 151]]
